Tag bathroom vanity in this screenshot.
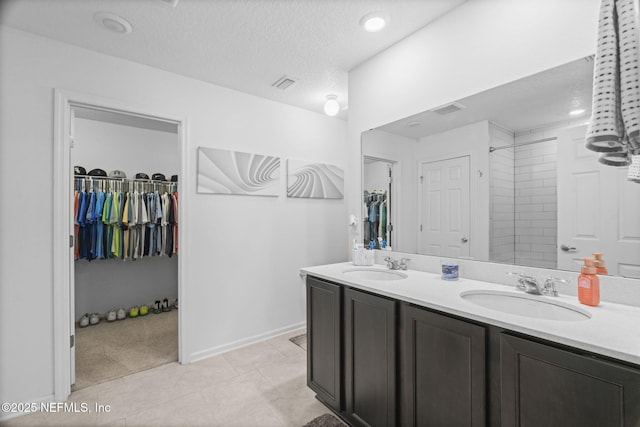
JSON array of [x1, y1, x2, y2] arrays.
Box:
[[301, 262, 640, 427]]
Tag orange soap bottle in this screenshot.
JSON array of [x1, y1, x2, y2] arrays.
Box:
[[592, 252, 609, 275], [578, 258, 600, 306]]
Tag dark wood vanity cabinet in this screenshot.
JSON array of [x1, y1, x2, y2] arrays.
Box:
[[306, 275, 640, 427], [400, 304, 486, 427], [344, 287, 397, 427], [306, 276, 396, 426], [501, 334, 640, 427], [306, 276, 342, 411]]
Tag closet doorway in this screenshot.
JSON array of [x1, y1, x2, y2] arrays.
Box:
[[53, 90, 187, 401], [363, 157, 396, 249]]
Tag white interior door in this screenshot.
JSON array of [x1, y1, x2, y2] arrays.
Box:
[[557, 124, 640, 277], [419, 156, 470, 257]]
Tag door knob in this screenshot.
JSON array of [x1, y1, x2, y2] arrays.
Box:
[[560, 244, 576, 252], [461, 237, 468, 243]]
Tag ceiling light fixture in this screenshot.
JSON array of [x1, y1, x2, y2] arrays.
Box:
[[569, 108, 586, 116], [93, 12, 133, 34], [407, 121, 422, 127], [324, 95, 340, 116], [359, 12, 388, 33]]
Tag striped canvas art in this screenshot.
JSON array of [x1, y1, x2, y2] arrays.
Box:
[[197, 147, 280, 196], [287, 159, 344, 199]]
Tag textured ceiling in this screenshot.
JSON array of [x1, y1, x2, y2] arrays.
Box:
[[0, 0, 467, 119]]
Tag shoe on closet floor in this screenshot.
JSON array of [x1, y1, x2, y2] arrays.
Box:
[[117, 308, 127, 320], [162, 298, 172, 312], [89, 313, 100, 325], [152, 300, 161, 314], [174, 299, 178, 310], [139, 304, 148, 316], [106, 309, 117, 322], [129, 306, 139, 318], [79, 313, 90, 328]]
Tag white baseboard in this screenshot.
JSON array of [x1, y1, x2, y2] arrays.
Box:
[[188, 321, 306, 363]]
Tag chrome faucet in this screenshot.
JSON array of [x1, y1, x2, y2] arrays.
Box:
[[508, 272, 543, 295], [385, 257, 410, 270], [508, 272, 568, 297]]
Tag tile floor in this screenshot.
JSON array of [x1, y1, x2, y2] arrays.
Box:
[[2, 328, 330, 427]]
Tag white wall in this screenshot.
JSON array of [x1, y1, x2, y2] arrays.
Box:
[[347, 0, 600, 258], [73, 118, 179, 317], [0, 26, 347, 408], [73, 118, 178, 180]]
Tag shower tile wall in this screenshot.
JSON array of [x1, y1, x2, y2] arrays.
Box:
[[489, 125, 516, 264], [514, 133, 558, 269]]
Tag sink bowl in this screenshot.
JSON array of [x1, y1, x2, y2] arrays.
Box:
[[342, 268, 408, 281], [460, 290, 591, 321]]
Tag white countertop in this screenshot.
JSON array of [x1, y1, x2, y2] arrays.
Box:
[[301, 262, 640, 366]]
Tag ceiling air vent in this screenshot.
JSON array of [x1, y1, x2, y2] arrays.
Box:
[[272, 75, 298, 90], [431, 102, 466, 115]]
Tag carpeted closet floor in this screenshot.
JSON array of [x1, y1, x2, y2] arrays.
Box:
[[73, 309, 178, 390]]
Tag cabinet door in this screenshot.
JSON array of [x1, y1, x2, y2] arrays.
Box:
[[501, 333, 640, 426], [345, 288, 396, 427], [401, 304, 486, 427], [306, 276, 342, 411]]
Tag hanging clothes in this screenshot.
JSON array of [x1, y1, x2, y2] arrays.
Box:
[[363, 191, 386, 247], [73, 177, 179, 262]]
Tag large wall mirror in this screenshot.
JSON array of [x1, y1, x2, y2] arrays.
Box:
[[362, 56, 640, 279]]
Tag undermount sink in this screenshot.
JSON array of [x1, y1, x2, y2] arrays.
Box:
[[342, 268, 408, 281], [460, 290, 591, 321]]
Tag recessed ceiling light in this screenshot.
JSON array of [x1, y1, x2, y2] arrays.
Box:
[[359, 12, 388, 33], [569, 108, 586, 116], [407, 121, 422, 127], [93, 12, 133, 34]]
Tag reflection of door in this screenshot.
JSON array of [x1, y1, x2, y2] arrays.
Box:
[[557, 124, 640, 277], [419, 156, 470, 257]]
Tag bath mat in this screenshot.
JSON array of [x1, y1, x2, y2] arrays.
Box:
[[302, 413, 347, 427], [289, 333, 307, 351]]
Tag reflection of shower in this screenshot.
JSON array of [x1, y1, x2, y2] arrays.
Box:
[[488, 137, 559, 269], [489, 136, 557, 153]]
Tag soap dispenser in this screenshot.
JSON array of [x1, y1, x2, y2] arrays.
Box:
[[592, 252, 609, 275], [578, 257, 600, 306]]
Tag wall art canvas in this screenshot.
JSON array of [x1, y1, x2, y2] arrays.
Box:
[[197, 147, 280, 196], [287, 159, 344, 199]]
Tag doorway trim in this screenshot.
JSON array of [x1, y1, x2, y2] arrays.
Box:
[[53, 89, 188, 401]]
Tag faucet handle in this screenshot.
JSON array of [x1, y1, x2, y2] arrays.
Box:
[[399, 258, 411, 270], [384, 256, 397, 269], [542, 277, 569, 297], [507, 272, 528, 290]]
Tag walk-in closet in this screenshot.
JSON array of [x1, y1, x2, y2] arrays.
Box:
[[363, 157, 393, 249], [71, 107, 179, 390]]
